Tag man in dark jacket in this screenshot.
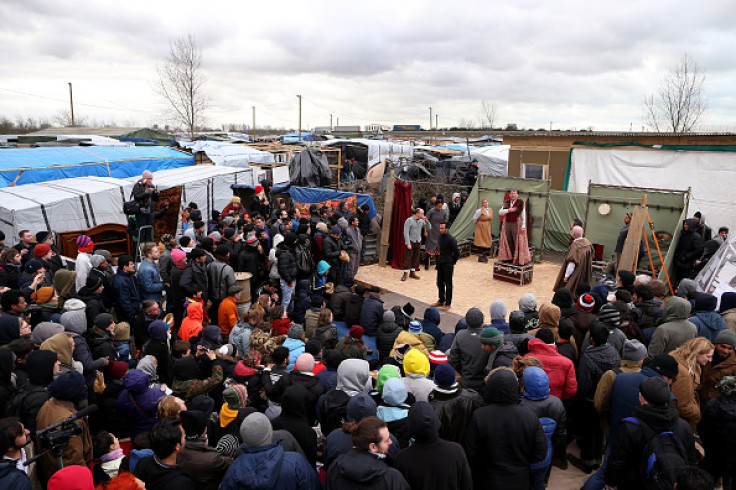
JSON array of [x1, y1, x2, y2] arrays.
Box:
[[432, 221, 459, 310], [180, 249, 209, 302], [428, 363, 484, 444], [394, 401, 472, 490], [420, 307, 444, 348], [179, 410, 231, 490], [322, 226, 347, 286], [463, 369, 547, 490], [329, 284, 351, 321], [605, 377, 696, 490], [111, 255, 141, 324], [359, 288, 384, 337], [377, 311, 402, 364], [344, 285, 366, 329], [449, 308, 490, 391], [220, 412, 320, 490], [674, 218, 705, 285], [134, 418, 195, 490], [277, 233, 299, 313]]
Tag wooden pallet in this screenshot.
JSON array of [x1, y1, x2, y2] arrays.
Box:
[[493, 261, 534, 286]]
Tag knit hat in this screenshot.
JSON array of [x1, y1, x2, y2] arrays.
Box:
[[142, 170, 153, 180], [112, 321, 130, 341], [519, 293, 537, 313], [36, 231, 51, 243], [577, 294, 595, 312], [200, 325, 221, 349], [190, 209, 202, 221], [31, 286, 55, 304], [639, 377, 671, 407], [246, 235, 258, 244], [693, 292, 718, 312], [649, 354, 679, 380], [108, 361, 129, 380], [24, 259, 44, 274], [94, 249, 112, 262], [93, 313, 115, 331], [618, 270, 635, 287], [33, 243, 51, 258], [288, 324, 304, 339], [465, 308, 484, 329], [717, 376, 736, 397], [403, 349, 430, 375], [331, 226, 342, 235], [295, 353, 315, 372], [171, 248, 186, 264], [216, 434, 240, 458], [434, 363, 458, 389], [32, 322, 65, 345], [480, 327, 503, 346], [597, 303, 621, 327], [400, 302, 415, 319], [349, 325, 364, 339], [181, 410, 208, 438], [191, 394, 216, 415], [76, 235, 93, 253], [408, 320, 422, 334], [622, 339, 647, 362], [85, 275, 103, 291], [48, 370, 88, 403], [509, 310, 526, 333], [377, 365, 401, 393], [90, 254, 106, 268], [47, 465, 94, 490], [63, 298, 86, 311], [254, 185, 264, 194], [240, 412, 272, 448], [346, 393, 378, 421], [490, 300, 507, 320], [428, 350, 448, 365], [223, 384, 248, 410], [715, 329, 736, 349]]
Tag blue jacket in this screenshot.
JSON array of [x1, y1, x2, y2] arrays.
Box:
[[137, 259, 163, 302], [490, 318, 510, 335], [530, 417, 557, 470], [420, 307, 444, 346], [116, 370, 166, 438], [220, 443, 321, 490], [283, 338, 305, 371], [112, 269, 141, 321], [690, 311, 727, 342], [359, 296, 385, 337]]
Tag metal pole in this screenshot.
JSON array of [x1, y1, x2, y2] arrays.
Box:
[[330, 114, 333, 132], [297, 95, 302, 141], [252, 106, 256, 141], [429, 107, 432, 133], [435, 114, 438, 142], [68, 82, 75, 127]]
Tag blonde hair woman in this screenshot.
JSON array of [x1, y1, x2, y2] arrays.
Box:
[[670, 337, 714, 430]]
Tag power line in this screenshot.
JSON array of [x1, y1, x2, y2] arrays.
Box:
[[0, 87, 150, 113]]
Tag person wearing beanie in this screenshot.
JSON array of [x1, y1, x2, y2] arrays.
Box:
[[282, 324, 305, 371], [36, 370, 93, 483], [579, 303, 628, 357], [221, 194, 245, 219], [47, 465, 95, 490], [428, 363, 484, 444], [489, 300, 510, 334], [179, 410, 233, 490], [402, 349, 435, 402], [33, 243, 52, 261], [519, 293, 540, 329], [505, 310, 534, 351], [112, 254, 142, 325], [76, 273, 107, 328], [428, 350, 448, 369], [375, 377, 411, 448], [646, 296, 697, 363], [699, 329, 736, 406], [89, 312, 118, 362], [569, 291, 600, 353], [377, 310, 402, 364], [390, 320, 430, 359], [447, 308, 490, 391], [271, 385, 319, 466], [689, 292, 728, 342], [465, 369, 547, 490], [73, 234, 95, 292], [481, 326, 519, 371], [605, 377, 696, 490], [220, 412, 320, 490], [519, 366, 568, 476], [524, 329, 577, 402]]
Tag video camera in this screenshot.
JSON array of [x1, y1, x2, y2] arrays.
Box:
[[31, 405, 97, 470]]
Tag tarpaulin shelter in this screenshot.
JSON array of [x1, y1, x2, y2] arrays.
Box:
[[321, 139, 414, 179], [565, 143, 736, 231], [281, 132, 318, 142], [0, 146, 194, 188], [694, 233, 736, 302], [186, 141, 275, 166], [118, 127, 176, 145], [289, 148, 332, 187]]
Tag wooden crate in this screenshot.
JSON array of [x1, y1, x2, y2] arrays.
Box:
[[492, 261, 534, 286]]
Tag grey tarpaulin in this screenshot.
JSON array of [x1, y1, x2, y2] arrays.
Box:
[[289, 148, 332, 187]]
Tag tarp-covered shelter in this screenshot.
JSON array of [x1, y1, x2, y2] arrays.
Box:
[[470, 145, 510, 176], [565, 143, 736, 231], [118, 128, 176, 145], [0, 146, 194, 188], [0, 166, 254, 246], [289, 148, 332, 187], [321, 139, 414, 179], [186, 141, 275, 166], [281, 132, 318, 143], [694, 233, 736, 302]]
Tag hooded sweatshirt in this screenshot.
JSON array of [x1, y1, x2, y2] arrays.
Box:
[[180, 302, 204, 342], [272, 385, 318, 467], [377, 310, 402, 363], [646, 296, 697, 362], [40, 332, 74, 368], [420, 307, 444, 347], [689, 293, 727, 342], [519, 367, 567, 467], [22, 350, 57, 433], [319, 359, 371, 435]]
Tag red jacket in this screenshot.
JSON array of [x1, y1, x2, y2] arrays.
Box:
[[524, 338, 578, 400]]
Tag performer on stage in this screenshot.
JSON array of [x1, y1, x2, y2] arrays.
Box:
[[498, 189, 531, 265], [553, 225, 594, 293], [472, 199, 493, 262]]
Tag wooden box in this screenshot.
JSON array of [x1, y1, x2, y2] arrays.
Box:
[[493, 261, 534, 286]]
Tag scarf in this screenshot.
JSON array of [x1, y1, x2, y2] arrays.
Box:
[[219, 402, 239, 428], [100, 448, 125, 463]]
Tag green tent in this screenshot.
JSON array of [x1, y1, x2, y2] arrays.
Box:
[[119, 128, 175, 144]]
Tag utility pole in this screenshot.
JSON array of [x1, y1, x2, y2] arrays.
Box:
[[429, 107, 432, 133], [297, 95, 302, 142], [549, 121, 552, 131], [68, 82, 75, 127], [330, 114, 333, 132], [435, 114, 438, 142], [252, 106, 256, 141]]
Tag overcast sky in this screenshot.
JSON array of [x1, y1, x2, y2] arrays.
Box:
[[2, 0, 735, 132]]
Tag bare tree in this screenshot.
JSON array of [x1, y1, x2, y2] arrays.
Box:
[[643, 54, 707, 133], [480, 100, 497, 130], [52, 110, 88, 127], [457, 117, 476, 129], [155, 34, 208, 139]]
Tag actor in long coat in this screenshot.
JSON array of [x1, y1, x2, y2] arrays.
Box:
[[425, 201, 448, 255], [553, 226, 593, 293], [473, 199, 493, 262]]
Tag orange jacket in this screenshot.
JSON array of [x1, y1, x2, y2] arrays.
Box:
[[219, 296, 240, 335], [180, 302, 204, 342]]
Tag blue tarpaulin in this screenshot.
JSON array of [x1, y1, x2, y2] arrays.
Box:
[[0, 146, 194, 187], [231, 184, 378, 218]]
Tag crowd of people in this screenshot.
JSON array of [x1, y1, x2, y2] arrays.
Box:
[[0, 174, 733, 490]]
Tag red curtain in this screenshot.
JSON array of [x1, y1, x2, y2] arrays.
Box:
[[389, 180, 414, 269]]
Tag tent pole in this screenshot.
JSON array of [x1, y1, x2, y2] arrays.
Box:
[[378, 171, 396, 267], [538, 179, 551, 261]]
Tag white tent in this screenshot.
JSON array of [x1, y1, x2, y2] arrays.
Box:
[[694, 234, 736, 304], [0, 166, 254, 245], [186, 141, 275, 166], [567, 146, 736, 230], [470, 145, 509, 176], [320, 139, 414, 169]]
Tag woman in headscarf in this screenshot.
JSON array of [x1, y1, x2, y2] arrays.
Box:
[[40, 332, 77, 375]]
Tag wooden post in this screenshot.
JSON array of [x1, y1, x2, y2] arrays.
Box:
[[378, 171, 396, 267], [617, 194, 648, 276]]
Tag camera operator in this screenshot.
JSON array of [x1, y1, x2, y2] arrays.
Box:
[[35, 370, 92, 484], [132, 170, 161, 243]]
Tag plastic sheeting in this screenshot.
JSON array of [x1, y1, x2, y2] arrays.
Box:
[[321, 139, 414, 169], [470, 145, 509, 177], [694, 232, 736, 302], [0, 146, 194, 187], [545, 191, 588, 251], [287, 186, 377, 219], [567, 146, 736, 231], [186, 141, 275, 166], [289, 148, 332, 187]]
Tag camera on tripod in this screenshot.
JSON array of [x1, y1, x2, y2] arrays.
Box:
[[31, 405, 97, 470]]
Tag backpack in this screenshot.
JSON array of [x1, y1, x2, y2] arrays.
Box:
[[622, 417, 689, 490], [123, 199, 141, 215], [5, 381, 47, 419], [296, 244, 315, 277]]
